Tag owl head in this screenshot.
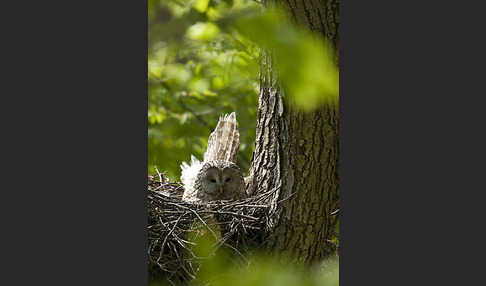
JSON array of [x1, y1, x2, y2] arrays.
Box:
[[193, 160, 245, 202]]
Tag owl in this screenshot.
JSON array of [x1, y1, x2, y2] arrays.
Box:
[[180, 112, 247, 203]]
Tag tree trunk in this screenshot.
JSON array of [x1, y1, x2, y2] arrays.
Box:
[[247, 0, 339, 264]]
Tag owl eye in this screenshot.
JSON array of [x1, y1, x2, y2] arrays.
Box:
[[225, 178, 231, 182]]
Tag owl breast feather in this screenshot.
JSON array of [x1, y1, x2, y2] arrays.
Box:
[[180, 155, 203, 201]]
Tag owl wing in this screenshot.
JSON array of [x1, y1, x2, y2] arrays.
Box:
[[180, 155, 203, 202], [203, 112, 240, 163]]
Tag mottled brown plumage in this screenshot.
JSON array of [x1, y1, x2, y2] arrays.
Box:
[[204, 112, 240, 163], [181, 112, 246, 203]]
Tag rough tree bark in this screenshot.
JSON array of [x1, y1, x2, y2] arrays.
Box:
[[247, 0, 339, 264]]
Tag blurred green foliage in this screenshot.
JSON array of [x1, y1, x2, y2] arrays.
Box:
[[148, 0, 339, 180], [192, 234, 339, 286], [149, 234, 339, 286], [191, 253, 339, 286], [148, 0, 260, 180], [233, 8, 339, 109]]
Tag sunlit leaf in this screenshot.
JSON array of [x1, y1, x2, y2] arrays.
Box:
[[189, 78, 210, 92], [193, 0, 210, 13], [212, 76, 225, 89], [163, 64, 191, 84], [207, 7, 222, 20], [187, 22, 220, 41]]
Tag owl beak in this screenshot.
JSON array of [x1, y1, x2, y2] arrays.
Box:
[[219, 185, 224, 193]]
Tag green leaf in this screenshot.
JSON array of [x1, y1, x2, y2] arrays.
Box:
[[186, 22, 220, 41], [193, 0, 210, 13]]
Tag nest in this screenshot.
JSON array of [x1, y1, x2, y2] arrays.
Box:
[[148, 171, 278, 285]]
